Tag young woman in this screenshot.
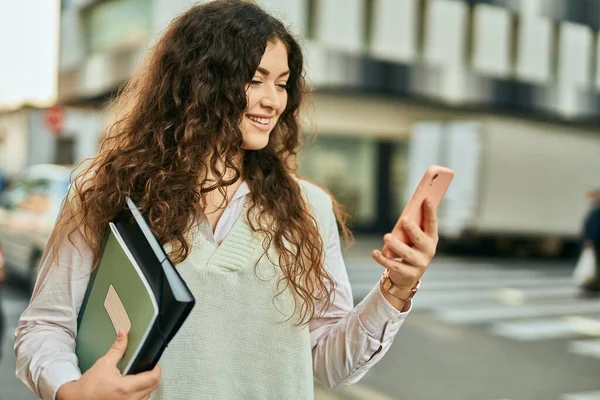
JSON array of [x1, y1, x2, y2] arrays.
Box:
[[15, 1, 439, 399]]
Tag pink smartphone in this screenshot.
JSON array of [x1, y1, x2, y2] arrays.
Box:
[[381, 165, 454, 258]]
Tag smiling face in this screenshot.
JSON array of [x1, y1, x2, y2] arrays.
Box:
[[240, 39, 290, 150]]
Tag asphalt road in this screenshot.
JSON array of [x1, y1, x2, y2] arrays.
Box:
[[1, 282, 36, 400]]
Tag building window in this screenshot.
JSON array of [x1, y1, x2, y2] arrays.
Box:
[[299, 136, 377, 226], [306, 0, 318, 40], [55, 136, 75, 165], [389, 141, 409, 219], [554, 0, 600, 31], [363, 0, 375, 49], [83, 0, 153, 54]]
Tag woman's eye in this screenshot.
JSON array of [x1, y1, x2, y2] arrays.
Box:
[[251, 80, 262, 85], [277, 83, 288, 90]]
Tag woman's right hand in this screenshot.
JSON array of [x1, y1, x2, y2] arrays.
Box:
[[56, 330, 161, 400]]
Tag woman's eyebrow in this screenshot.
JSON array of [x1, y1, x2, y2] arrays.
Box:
[[257, 67, 290, 78]]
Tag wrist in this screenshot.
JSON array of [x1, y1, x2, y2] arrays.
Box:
[[387, 270, 419, 291], [380, 282, 411, 311], [56, 380, 80, 400], [380, 269, 420, 303]]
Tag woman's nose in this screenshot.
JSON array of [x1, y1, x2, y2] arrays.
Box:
[[260, 85, 280, 110]]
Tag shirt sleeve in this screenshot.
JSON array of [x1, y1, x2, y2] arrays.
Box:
[[14, 207, 93, 400], [310, 207, 412, 390]]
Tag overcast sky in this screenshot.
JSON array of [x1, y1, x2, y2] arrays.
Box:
[[0, 0, 60, 110]]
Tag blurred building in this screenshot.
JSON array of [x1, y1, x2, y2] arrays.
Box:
[[45, 0, 600, 234], [0, 107, 101, 178]]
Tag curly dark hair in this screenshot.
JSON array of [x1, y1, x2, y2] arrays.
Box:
[[54, 0, 352, 325]]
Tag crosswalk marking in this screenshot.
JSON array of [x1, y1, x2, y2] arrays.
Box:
[[347, 264, 576, 300], [562, 391, 600, 399], [349, 275, 575, 301], [490, 316, 600, 341], [422, 275, 572, 290], [412, 286, 580, 309], [348, 267, 545, 280], [569, 339, 600, 360], [423, 268, 541, 279], [348, 266, 542, 280], [435, 299, 600, 324]]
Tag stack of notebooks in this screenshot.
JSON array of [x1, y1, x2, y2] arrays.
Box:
[[76, 197, 196, 374]]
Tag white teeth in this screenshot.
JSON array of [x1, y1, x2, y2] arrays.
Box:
[[248, 116, 270, 125]]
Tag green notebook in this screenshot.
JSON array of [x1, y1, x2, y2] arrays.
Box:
[[75, 197, 195, 375], [76, 222, 158, 373]]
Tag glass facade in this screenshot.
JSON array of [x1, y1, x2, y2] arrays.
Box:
[[83, 0, 152, 54], [299, 136, 378, 227], [299, 135, 409, 232], [389, 141, 410, 220]]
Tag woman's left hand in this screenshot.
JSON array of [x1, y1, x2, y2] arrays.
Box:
[[371, 198, 439, 291]]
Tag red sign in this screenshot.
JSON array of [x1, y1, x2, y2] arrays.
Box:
[[44, 105, 66, 135]]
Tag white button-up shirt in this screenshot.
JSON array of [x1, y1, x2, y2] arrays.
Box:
[[14, 182, 411, 400]]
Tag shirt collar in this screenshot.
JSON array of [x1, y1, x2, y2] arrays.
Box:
[[231, 181, 250, 202]]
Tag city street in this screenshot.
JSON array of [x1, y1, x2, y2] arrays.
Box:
[[2, 237, 600, 400], [3, 0, 600, 399]]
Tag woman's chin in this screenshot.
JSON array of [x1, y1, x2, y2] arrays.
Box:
[[242, 137, 269, 150], [241, 134, 270, 150]]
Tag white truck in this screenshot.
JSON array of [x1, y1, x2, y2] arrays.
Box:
[[405, 117, 600, 257]]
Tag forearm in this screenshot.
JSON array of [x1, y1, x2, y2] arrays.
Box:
[[15, 325, 81, 400], [312, 285, 409, 389]]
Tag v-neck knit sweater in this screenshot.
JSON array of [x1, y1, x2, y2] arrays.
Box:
[[150, 180, 331, 400]]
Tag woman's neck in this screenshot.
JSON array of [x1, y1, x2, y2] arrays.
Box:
[[201, 152, 245, 231]]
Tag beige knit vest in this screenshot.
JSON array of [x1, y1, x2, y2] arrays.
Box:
[[150, 180, 332, 400]]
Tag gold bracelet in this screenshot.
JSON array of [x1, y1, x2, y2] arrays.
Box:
[[380, 269, 420, 302]]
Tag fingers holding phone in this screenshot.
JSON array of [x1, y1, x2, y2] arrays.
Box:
[[375, 165, 453, 293], [372, 198, 439, 289], [422, 197, 440, 241], [381, 165, 453, 257], [401, 198, 439, 257]]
